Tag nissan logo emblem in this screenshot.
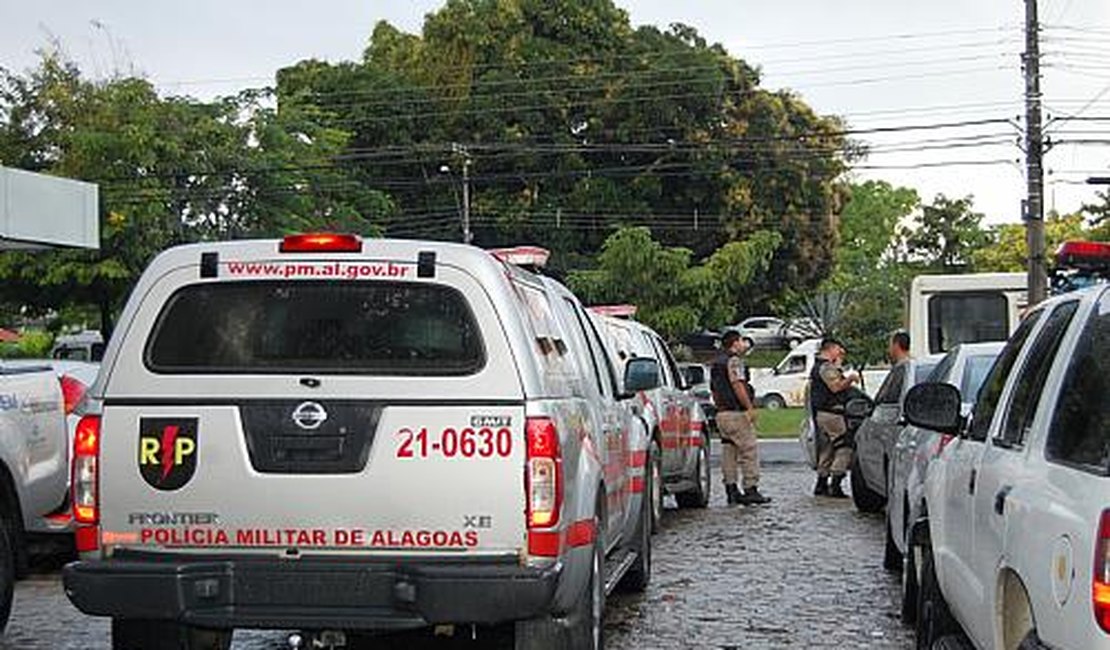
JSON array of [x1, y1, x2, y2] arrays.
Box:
[[291, 401, 328, 431]]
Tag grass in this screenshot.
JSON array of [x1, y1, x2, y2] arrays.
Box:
[[755, 407, 805, 439], [746, 348, 786, 369]]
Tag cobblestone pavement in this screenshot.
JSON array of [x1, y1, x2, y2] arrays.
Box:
[[0, 448, 912, 649]]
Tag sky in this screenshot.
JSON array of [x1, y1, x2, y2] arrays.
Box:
[[2, 0, 1110, 224]]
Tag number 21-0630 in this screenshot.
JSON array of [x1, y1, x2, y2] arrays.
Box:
[[396, 427, 513, 459]]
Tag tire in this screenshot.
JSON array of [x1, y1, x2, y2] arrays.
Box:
[[648, 441, 663, 532], [901, 536, 920, 626], [516, 506, 605, 650], [916, 545, 962, 650], [763, 394, 786, 411], [675, 435, 711, 509], [621, 453, 653, 593], [0, 517, 14, 634], [850, 458, 886, 513], [112, 619, 232, 650], [883, 513, 903, 573]]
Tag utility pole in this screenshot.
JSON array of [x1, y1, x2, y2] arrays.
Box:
[[451, 143, 473, 245], [1024, 0, 1047, 304]]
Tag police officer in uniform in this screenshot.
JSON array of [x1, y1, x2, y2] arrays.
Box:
[[711, 330, 771, 505], [810, 338, 860, 498]]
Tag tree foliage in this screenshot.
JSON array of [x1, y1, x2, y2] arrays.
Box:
[[568, 226, 781, 338], [277, 0, 852, 305], [0, 55, 394, 334], [901, 194, 990, 273]]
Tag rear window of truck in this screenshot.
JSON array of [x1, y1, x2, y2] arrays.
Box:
[[144, 281, 485, 375]]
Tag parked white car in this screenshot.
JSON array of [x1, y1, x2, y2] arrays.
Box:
[[907, 283, 1110, 650], [884, 341, 1003, 625]]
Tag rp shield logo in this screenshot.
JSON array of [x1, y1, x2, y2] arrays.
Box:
[[138, 418, 199, 491]]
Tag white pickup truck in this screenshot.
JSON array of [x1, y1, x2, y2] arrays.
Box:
[[0, 361, 72, 630]]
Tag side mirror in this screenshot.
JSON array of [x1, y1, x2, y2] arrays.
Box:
[[624, 357, 661, 394], [844, 396, 875, 420], [903, 383, 964, 433]]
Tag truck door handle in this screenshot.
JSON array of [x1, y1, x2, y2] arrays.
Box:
[[968, 469, 977, 495], [994, 486, 1012, 516]]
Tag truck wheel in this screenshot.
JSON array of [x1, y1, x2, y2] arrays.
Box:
[[0, 519, 14, 633], [111, 619, 232, 650], [763, 394, 786, 410], [850, 458, 886, 513], [883, 513, 903, 573], [620, 455, 653, 593], [675, 435, 710, 509], [916, 545, 961, 650], [515, 510, 605, 650]]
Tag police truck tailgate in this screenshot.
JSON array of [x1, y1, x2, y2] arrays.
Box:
[[98, 403, 526, 555]]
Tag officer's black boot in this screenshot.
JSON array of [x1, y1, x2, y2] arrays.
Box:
[[813, 476, 829, 496], [739, 486, 771, 505], [828, 474, 848, 499], [725, 483, 743, 505]]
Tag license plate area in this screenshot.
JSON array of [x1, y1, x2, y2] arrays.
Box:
[[240, 401, 381, 474]]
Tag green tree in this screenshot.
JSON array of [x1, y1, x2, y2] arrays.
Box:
[[568, 226, 780, 338], [901, 194, 990, 273], [973, 212, 1091, 272], [0, 55, 394, 334], [277, 0, 851, 305]]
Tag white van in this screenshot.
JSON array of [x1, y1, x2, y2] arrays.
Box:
[[907, 272, 1026, 359]]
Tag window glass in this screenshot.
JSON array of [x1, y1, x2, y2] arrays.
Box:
[[653, 335, 685, 389], [583, 312, 621, 397], [874, 364, 907, 405], [146, 281, 484, 375], [563, 298, 605, 398], [642, 332, 671, 387], [927, 349, 958, 383], [960, 354, 998, 402], [779, 354, 807, 375], [511, 279, 578, 383], [967, 309, 1043, 441], [914, 362, 939, 385], [928, 292, 1010, 354], [1046, 292, 1110, 473], [999, 301, 1079, 446]]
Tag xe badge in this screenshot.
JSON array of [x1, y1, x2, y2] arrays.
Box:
[[138, 418, 199, 491]]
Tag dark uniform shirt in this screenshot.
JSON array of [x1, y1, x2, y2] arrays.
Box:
[[711, 352, 752, 412]]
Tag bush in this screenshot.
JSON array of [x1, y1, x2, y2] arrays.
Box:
[[0, 330, 53, 359]]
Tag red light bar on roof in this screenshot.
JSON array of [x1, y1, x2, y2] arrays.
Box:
[[1056, 240, 1110, 268], [489, 246, 550, 268], [588, 304, 638, 318], [279, 233, 362, 253]]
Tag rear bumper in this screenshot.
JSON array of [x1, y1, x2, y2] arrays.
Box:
[[63, 551, 559, 631]]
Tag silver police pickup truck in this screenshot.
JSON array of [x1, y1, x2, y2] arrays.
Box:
[[63, 236, 656, 650]]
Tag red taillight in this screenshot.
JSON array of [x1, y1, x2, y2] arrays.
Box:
[[1094, 510, 1110, 633], [279, 233, 362, 253], [59, 375, 88, 416], [72, 415, 100, 526], [525, 417, 562, 556]]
